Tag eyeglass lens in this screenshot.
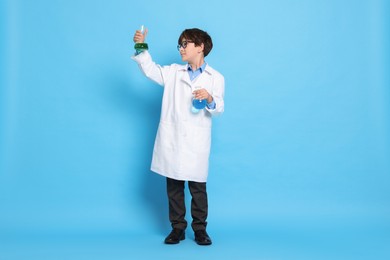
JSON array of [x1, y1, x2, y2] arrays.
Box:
[[177, 41, 191, 51]]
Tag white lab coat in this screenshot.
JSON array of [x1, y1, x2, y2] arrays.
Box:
[[132, 51, 224, 182]]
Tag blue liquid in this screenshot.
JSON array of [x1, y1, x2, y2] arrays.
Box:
[[191, 106, 200, 113], [192, 98, 207, 110]]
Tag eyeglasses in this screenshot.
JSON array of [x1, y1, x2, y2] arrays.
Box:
[[177, 40, 194, 51]]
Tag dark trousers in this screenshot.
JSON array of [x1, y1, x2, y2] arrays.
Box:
[[166, 177, 208, 231]]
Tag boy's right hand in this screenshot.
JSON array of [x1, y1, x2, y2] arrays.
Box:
[[133, 28, 148, 43]]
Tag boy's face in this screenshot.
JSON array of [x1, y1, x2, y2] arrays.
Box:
[[178, 39, 204, 63]]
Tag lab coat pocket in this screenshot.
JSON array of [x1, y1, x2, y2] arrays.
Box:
[[155, 121, 176, 151], [185, 124, 211, 154]]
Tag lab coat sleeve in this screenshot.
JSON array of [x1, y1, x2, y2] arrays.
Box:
[[206, 73, 225, 116], [131, 51, 167, 86]]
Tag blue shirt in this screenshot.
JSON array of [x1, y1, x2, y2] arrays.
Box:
[[187, 63, 216, 109]]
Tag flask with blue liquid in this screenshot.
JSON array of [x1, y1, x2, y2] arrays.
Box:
[[191, 87, 207, 113]]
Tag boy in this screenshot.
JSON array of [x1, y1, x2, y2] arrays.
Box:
[[132, 27, 224, 245]]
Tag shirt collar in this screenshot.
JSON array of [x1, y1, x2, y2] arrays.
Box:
[[187, 62, 207, 72]]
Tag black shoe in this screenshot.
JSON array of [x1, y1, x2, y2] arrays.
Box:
[[164, 229, 185, 244], [194, 230, 212, 245]]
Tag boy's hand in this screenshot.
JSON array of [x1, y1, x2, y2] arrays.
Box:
[[133, 28, 148, 43], [193, 89, 213, 104]]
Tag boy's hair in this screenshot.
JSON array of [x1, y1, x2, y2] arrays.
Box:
[[178, 28, 213, 57]]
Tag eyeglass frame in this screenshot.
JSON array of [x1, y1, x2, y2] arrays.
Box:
[[177, 40, 194, 51]]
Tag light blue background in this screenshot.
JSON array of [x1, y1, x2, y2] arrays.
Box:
[[1, 0, 389, 259]]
